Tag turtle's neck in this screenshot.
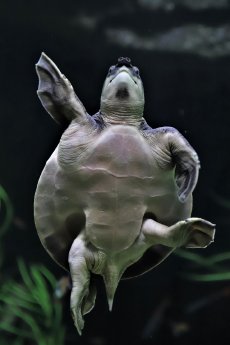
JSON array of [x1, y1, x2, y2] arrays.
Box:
[[100, 100, 144, 126]]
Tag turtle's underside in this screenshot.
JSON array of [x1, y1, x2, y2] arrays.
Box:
[[34, 54, 215, 335]]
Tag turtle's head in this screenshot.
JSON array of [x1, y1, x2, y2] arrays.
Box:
[[100, 57, 145, 125]]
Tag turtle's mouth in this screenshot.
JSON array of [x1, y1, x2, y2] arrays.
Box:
[[109, 68, 137, 85], [115, 86, 129, 99]]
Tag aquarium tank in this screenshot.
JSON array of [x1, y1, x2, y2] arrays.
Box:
[[1, 0, 230, 344]]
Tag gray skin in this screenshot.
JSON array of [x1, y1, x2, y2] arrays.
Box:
[[34, 53, 215, 335]]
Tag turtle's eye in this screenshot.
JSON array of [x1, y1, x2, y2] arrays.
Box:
[[133, 67, 140, 77], [108, 65, 116, 76]]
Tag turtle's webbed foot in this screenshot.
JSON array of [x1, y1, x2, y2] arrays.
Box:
[[183, 218, 216, 248]]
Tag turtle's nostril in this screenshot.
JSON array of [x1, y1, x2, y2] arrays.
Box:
[[117, 57, 132, 67]]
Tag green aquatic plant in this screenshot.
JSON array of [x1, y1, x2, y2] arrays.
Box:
[[0, 184, 14, 238], [175, 249, 230, 281], [0, 184, 14, 268], [0, 259, 65, 345], [0, 185, 65, 344]]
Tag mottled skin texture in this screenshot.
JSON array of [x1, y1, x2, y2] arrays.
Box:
[[34, 54, 215, 335]]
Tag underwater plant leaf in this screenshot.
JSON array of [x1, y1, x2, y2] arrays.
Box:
[[0, 185, 14, 238], [175, 249, 226, 272], [204, 252, 230, 264], [0, 322, 34, 339], [52, 300, 63, 330], [30, 265, 53, 319], [17, 258, 35, 291], [210, 192, 230, 209], [7, 282, 37, 303], [0, 293, 41, 314], [17, 260, 52, 318], [0, 303, 16, 327], [10, 306, 43, 339], [186, 272, 230, 281], [175, 249, 206, 263], [0, 243, 4, 268], [0, 259, 65, 344], [36, 265, 57, 288], [54, 326, 65, 345]]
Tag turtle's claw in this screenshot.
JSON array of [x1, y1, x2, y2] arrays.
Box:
[[70, 287, 88, 335], [71, 306, 84, 336], [82, 283, 97, 315]]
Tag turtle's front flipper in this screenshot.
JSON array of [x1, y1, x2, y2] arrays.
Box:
[[68, 234, 96, 335], [183, 218, 216, 248], [165, 128, 200, 203], [142, 217, 215, 248], [36, 52, 87, 125]]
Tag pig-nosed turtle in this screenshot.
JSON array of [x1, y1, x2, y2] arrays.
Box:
[[34, 53, 215, 335]]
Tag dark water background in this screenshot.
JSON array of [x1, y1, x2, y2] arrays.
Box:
[[1, 0, 230, 344]]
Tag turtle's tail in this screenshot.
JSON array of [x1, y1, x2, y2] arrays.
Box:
[[103, 262, 123, 311]]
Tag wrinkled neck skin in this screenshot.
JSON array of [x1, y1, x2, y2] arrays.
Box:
[[100, 99, 144, 127]]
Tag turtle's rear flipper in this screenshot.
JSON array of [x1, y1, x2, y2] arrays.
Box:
[[68, 234, 101, 335], [36, 52, 87, 125]]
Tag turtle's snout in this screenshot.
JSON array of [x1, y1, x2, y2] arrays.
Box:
[[116, 57, 132, 67]]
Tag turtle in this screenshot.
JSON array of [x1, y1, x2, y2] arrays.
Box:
[[34, 53, 215, 335]]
